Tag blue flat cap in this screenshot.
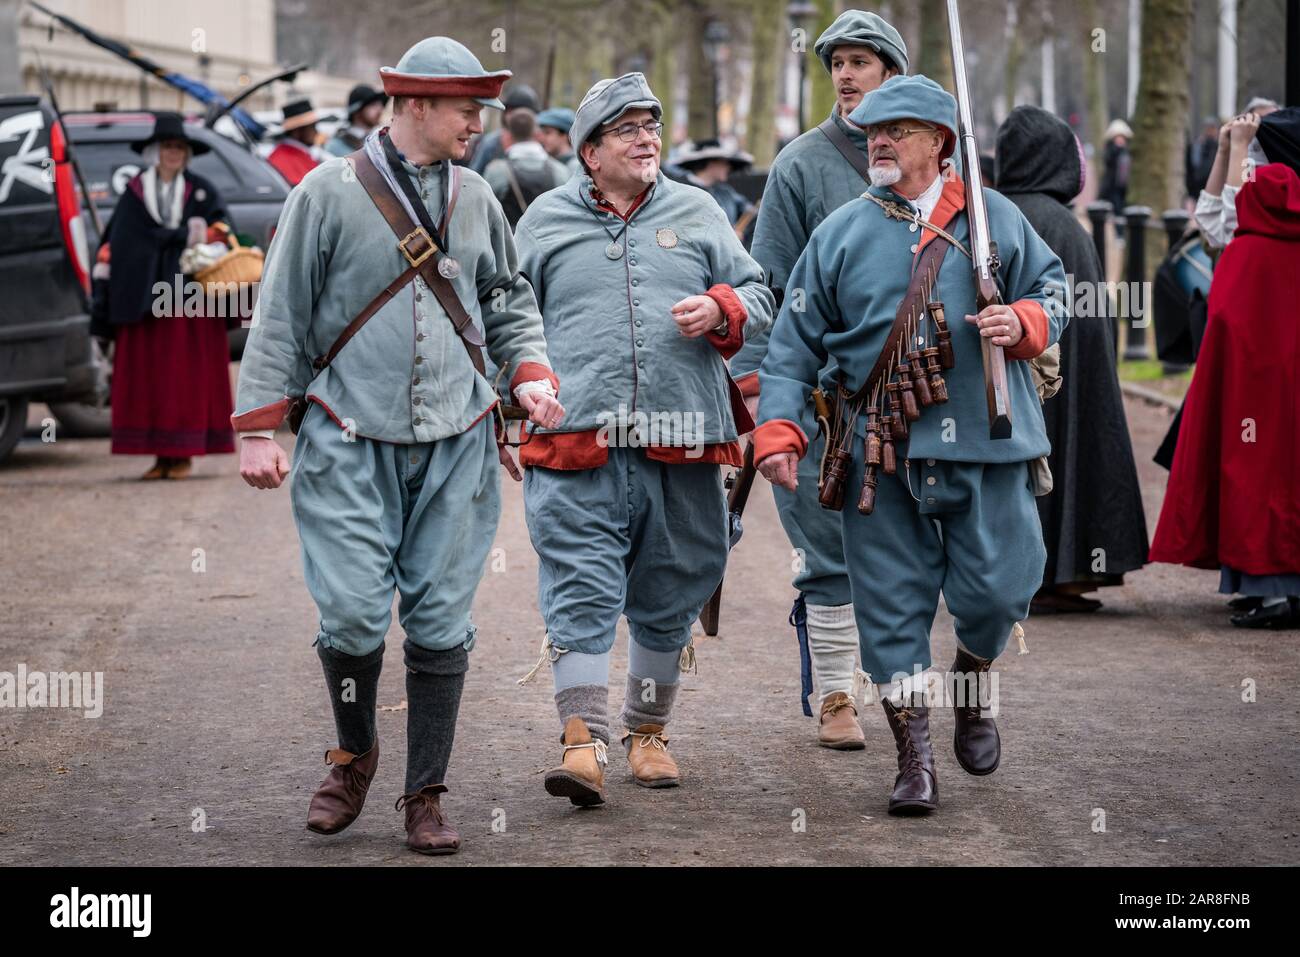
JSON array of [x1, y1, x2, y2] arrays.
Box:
[[814, 10, 909, 76], [848, 74, 958, 160], [536, 107, 576, 133], [570, 73, 662, 154]]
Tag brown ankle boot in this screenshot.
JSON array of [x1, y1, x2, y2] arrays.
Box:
[[949, 647, 1001, 775], [395, 783, 460, 855], [164, 457, 192, 480], [141, 458, 168, 481], [817, 691, 866, 750], [305, 742, 379, 834], [543, 716, 607, 807], [622, 724, 680, 788], [881, 699, 938, 815]]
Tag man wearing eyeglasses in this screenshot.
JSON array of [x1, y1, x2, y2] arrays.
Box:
[[736, 9, 909, 752], [511, 73, 774, 808], [754, 75, 1067, 814]]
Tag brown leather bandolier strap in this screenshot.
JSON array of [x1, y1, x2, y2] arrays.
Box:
[[846, 236, 952, 404], [313, 262, 420, 372], [817, 116, 873, 183], [348, 148, 488, 376]]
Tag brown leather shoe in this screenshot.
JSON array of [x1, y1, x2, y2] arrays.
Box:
[[622, 724, 680, 788], [305, 742, 379, 835], [818, 691, 866, 750], [881, 699, 938, 815], [395, 783, 460, 855], [543, 716, 606, 807], [140, 458, 168, 481], [164, 457, 192, 480], [949, 647, 1001, 775]]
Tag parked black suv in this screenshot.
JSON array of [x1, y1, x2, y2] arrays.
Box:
[[0, 95, 103, 462], [0, 104, 290, 458]]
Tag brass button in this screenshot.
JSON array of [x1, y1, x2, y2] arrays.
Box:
[[416, 333, 426, 341], [413, 416, 423, 426], [410, 455, 419, 465], [414, 356, 424, 364]]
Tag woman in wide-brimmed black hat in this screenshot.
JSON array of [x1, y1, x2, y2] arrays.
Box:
[[673, 139, 755, 230], [91, 111, 234, 480]]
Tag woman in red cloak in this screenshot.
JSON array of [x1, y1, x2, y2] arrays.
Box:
[[1150, 161, 1300, 628]]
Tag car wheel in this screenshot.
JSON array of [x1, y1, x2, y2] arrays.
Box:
[[0, 395, 29, 463]]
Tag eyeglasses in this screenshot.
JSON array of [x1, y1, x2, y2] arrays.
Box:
[[599, 120, 664, 142], [864, 123, 938, 143]]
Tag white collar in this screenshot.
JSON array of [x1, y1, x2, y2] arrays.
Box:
[[141, 166, 185, 228], [909, 174, 946, 223]]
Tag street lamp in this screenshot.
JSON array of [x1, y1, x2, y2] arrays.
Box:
[[702, 19, 730, 139], [787, 1, 816, 133]]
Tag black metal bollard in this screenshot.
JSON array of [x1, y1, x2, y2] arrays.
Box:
[[1087, 200, 1115, 347], [1122, 205, 1152, 361]]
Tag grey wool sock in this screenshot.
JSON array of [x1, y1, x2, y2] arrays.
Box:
[[316, 642, 384, 756], [554, 684, 610, 744], [619, 673, 680, 731], [403, 640, 468, 793]]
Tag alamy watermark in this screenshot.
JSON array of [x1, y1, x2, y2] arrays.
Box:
[[595, 403, 705, 459], [0, 664, 103, 718]]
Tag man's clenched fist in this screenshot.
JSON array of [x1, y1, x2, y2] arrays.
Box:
[[240, 436, 291, 489], [758, 451, 799, 491]]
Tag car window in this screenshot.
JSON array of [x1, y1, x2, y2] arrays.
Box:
[[70, 132, 287, 207]]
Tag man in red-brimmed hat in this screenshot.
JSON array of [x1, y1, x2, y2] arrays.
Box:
[[232, 36, 562, 857]]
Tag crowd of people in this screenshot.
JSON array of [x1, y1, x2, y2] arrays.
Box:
[[80, 8, 1297, 854]]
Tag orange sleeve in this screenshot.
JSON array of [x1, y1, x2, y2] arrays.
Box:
[[509, 361, 560, 397], [703, 283, 747, 360], [753, 419, 808, 463], [1006, 300, 1050, 360], [231, 398, 291, 431]]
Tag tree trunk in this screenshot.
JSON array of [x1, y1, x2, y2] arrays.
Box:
[[747, 0, 783, 164], [1080, 0, 1108, 151], [808, 0, 837, 125], [686, 0, 716, 141], [1128, 0, 1192, 283], [917, 0, 954, 92]]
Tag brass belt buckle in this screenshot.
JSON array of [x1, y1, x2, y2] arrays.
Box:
[[398, 226, 436, 268]]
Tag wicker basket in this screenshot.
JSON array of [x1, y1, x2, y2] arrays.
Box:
[[194, 227, 263, 294]]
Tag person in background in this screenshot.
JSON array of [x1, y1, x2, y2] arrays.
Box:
[[674, 139, 756, 228], [267, 98, 323, 186], [1185, 116, 1221, 200], [536, 107, 579, 175], [467, 83, 540, 173], [483, 109, 571, 228], [995, 105, 1148, 614], [90, 112, 234, 480], [325, 84, 387, 157], [978, 152, 995, 188], [1194, 99, 1285, 249], [1151, 162, 1300, 629], [1099, 119, 1132, 234]]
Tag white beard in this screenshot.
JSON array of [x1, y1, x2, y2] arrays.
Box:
[[868, 164, 902, 187]]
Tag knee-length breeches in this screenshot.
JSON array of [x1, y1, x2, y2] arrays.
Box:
[[290, 403, 501, 657], [841, 453, 1046, 682], [772, 429, 854, 606], [524, 447, 729, 656]]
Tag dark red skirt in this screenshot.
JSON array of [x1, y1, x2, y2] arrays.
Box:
[[111, 313, 235, 457]]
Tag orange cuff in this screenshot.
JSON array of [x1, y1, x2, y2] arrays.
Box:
[[703, 283, 747, 360], [735, 371, 760, 398], [231, 397, 291, 431], [753, 418, 808, 463], [509, 361, 560, 397], [1006, 300, 1050, 360]]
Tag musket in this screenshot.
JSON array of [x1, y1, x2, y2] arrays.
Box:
[[698, 441, 757, 637], [946, 0, 1012, 440]]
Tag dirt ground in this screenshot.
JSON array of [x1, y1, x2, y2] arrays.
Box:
[[1, 393, 1296, 866]]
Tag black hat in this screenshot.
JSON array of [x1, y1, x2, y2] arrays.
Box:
[[674, 138, 754, 170], [280, 98, 319, 133], [130, 111, 210, 155], [503, 83, 540, 113], [346, 84, 388, 118], [1258, 106, 1300, 178]]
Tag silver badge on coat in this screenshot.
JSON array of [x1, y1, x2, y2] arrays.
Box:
[[656, 228, 678, 248], [438, 257, 461, 279]]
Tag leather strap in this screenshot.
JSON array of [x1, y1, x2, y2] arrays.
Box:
[[817, 116, 873, 184], [848, 236, 951, 403], [349, 148, 488, 376], [315, 263, 419, 372]]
